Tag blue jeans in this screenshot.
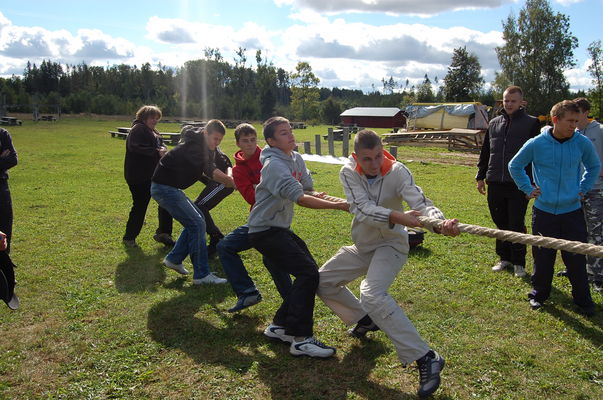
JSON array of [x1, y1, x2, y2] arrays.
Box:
[[151, 182, 210, 279], [217, 225, 292, 298]]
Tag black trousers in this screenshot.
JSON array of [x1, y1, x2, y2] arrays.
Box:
[[487, 182, 528, 265], [124, 181, 173, 241], [530, 207, 593, 307], [0, 250, 15, 305], [250, 227, 319, 337], [194, 181, 234, 238], [0, 179, 12, 253]]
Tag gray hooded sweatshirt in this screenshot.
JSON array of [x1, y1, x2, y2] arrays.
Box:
[[248, 146, 313, 233]]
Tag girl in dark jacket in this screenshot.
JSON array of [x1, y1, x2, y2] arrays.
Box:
[[123, 105, 174, 247]]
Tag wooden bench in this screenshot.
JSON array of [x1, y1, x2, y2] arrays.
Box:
[[39, 115, 57, 121], [291, 121, 306, 129], [0, 117, 22, 126], [109, 128, 181, 145]]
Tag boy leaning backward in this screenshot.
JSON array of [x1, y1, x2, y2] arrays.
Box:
[[317, 130, 459, 398], [247, 116, 349, 358]]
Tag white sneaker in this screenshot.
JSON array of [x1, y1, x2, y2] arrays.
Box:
[[163, 258, 189, 275], [492, 260, 512, 272], [263, 324, 294, 343], [192, 272, 227, 285], [514, 265, 527, 277], [290, 336, 336, 358]]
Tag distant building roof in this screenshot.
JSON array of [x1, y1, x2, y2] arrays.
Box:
[[340, 107, 401, 117]]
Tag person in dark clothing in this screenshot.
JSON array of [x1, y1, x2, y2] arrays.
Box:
[[0, 230, 18, 309], [193, 120, 234, 256], [123, 105, 174, 248], [0, 128, 17, 253], [476, 86, 540, 278], [151, 125, 235, 285]]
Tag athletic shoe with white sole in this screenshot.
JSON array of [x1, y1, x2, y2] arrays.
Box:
[[163, 258, 189, 275], [228, 291, 262, 313], [192, 273, 227, 285], [290, 337, 336, 358], [263, 324, 294, 343], [492, 260, 512, 272]]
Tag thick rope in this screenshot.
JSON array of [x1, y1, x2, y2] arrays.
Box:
[[306, 191, 603, 258]]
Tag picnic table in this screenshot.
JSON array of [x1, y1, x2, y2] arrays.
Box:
[[0, 117, 22, 126], [39, 115, 57, 122], [108, 127, 181, 145]]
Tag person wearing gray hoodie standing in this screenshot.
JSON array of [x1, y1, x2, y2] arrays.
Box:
[[248, 117, 349, 359]]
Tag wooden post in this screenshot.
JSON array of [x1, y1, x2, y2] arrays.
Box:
[[328, 128, 335, 156], [389, 146, 398, 159], [342, 128, 349, 158], [315, 135, 321, 156], [304, 141, 311, 154]]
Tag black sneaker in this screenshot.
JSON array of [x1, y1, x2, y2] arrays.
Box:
[[207, 234, 223, 257], [557, 269, 568, 278], [593, 281, 603, 293], [227, 291, 262, 313], [416, 350, 445, 398], [348, 321, 380, 338], [153, 233, 175, 247]]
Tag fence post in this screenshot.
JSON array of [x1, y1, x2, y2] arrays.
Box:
[[304, 141, 311, 154], [328, 128, 335, 156], [315, 135, 321, 156], [342, 128, 349, 158], [389, 146, 398, 159]]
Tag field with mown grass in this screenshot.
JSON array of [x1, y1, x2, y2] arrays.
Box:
[[0, 117, 601, 399]]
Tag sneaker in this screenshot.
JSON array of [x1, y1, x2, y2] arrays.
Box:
[[122, 239, 138, 248], [163, 258, 189, 275], [290, 337, 336, 358], [557, 269, 568, 277], [416, 350, 445, 398], [593, 281, 603, 293], [6, 293, 19, 310], [153, 233, 175, 247], [228, 291, 262, 313], [513, 265, 527, 277], [263, 324, 294, 343], [348, 321, 380, 338], [492, 260, 512, 272], [529, 298, 543, 310], [207, 234, 223, 257], [192, 272, 227, 285]]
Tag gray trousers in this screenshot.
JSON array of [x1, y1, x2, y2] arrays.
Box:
[[583, 189, 603, 281], [317, 245, 430, 364]]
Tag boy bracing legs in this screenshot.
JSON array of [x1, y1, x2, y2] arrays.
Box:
[[248, 117, 349, 358], [217, 123, 293, 312], [317, 130, 459, 397]]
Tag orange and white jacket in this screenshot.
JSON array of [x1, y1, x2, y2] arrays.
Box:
[[340, 150, 445, 254]]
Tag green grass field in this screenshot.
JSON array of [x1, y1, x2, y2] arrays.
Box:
[[0, 117, 601, 399]]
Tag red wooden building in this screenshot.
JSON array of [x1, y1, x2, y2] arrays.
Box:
[[340, 107, 407, 129]]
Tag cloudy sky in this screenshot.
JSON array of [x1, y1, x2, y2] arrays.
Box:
[[0, 0, 600, 92]]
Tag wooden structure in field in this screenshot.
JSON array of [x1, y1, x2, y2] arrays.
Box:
[[340, 107, 406, 129], [382, 128, 485, 153]]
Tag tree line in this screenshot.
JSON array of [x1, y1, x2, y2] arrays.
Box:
[[0, 0, 601, 121]]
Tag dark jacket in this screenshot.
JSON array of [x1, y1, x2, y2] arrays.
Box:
[[152, 129, 216, 190], [0, 128, 18, 180], [124, 120, 164, 184], [476, 108, 540, 184], [200, 147, 232, 185]]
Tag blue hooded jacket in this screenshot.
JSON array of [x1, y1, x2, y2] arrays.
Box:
[[508, 128, 600, 215]]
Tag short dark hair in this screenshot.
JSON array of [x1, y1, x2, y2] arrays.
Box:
[[354, 129, 382, 152], [504, 86, 523, 97], [551, 100, 580, 120], [205, 119, 226, 136], [263, 116, 290, 141], [135, 105, 162, 121], [573, 97, 591, 113], [234, 123, 257, 142]]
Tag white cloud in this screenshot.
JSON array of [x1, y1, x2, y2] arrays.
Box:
[[275, 0, 515, 16]]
